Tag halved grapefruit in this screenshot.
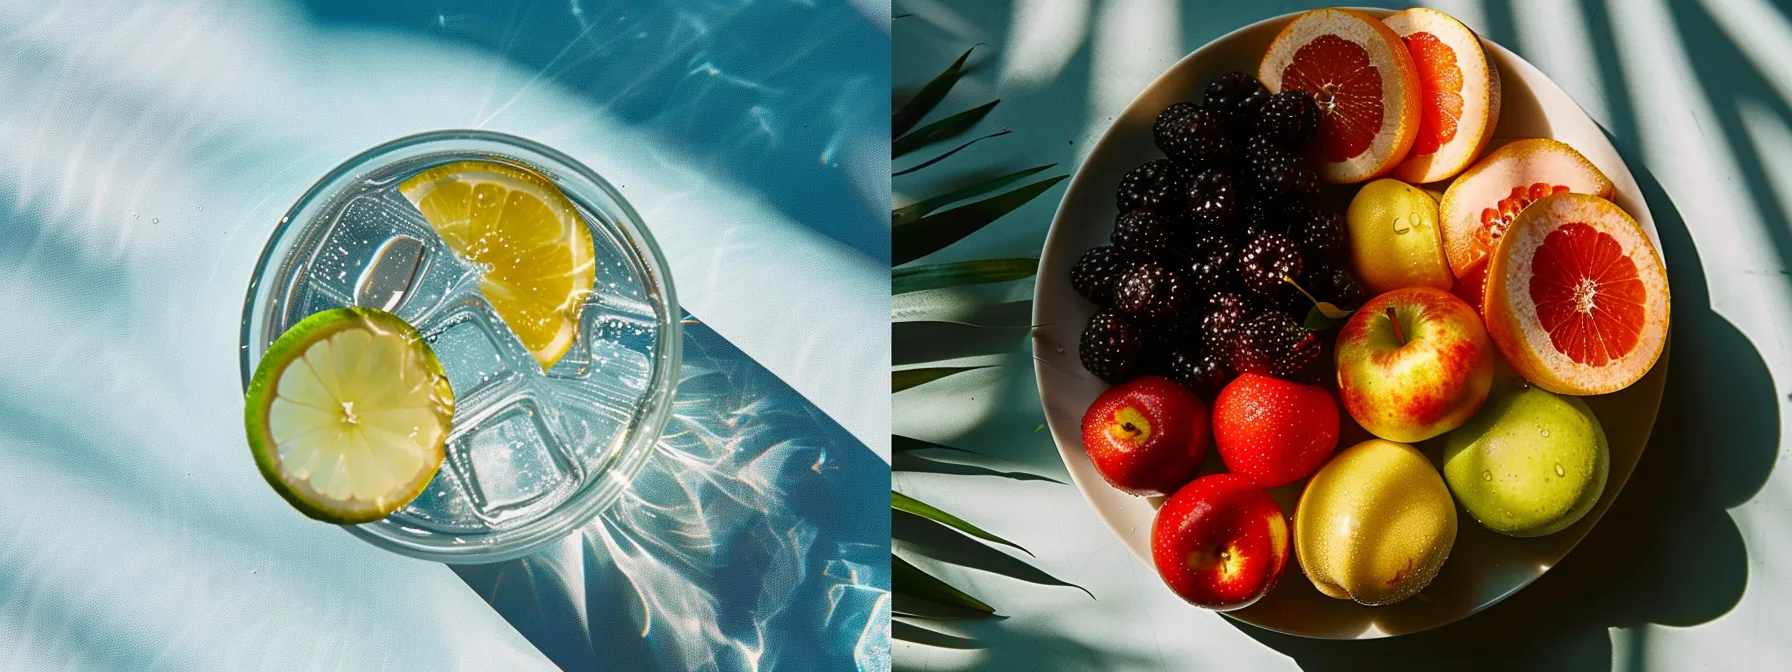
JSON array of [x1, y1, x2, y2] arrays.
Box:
[[1484, 193, 1668, 395], [1439, 138, 1614, 279], [1384, 8, 1501, 184], [1259, 8, 1421, 184]]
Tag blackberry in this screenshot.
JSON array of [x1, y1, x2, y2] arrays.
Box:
[[1151, 102, 1201, 155], [1146, 308, 1206, 352], [1116, 159, 1192, 213], [1228, 311, 1322, 379], [1112, 209, 1176, 255], [1167, 347, 1234, 400], [1290, 207, 1347, 264], [1201, 291, 1254, 357], [1255, 90, 1322, 149], [1183, 168, 1239, 230], [1244, 135, 1319, 204], [1080, 311, 1158, 383], [1237, 232, 1304, 295], [1158, 107, 1237, 167], [1182, 222, 1235, 258], [1237, 200, 1286, 240], [1304, 265, 1368, 309], [1112, 259, 1190, 321], [1069, 245, 1137, 307], [1183, 246, 1233, 296], [1202, 71, 1271, 126], [1180, 225, 1236, 295]]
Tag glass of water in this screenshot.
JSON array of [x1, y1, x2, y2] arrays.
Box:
[[240, 129, 680, 563]]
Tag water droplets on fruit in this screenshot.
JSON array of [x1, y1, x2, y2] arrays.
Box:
[[1554, 463, 1566, 477], [1392, 216, 1410, 235], [1481, 470, 1492, 482], [1540, 428, 1551, 438]]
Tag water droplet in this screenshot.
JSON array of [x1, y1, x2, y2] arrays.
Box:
[[1540, 428, 1551, 438], [1481, 470, 1493, 481], [1392, 217, 1410, 235], [151, 218, 159, 224], [1554, 463, 1566, 477]]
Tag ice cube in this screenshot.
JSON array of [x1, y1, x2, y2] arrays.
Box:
[[419, 303, 529, 405], [354, 234, 425, 312], [392, 470, 486, 532], [450, 399, 573, 521]]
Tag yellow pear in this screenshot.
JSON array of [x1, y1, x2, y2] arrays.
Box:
[[1295, 439, 1456, 605]]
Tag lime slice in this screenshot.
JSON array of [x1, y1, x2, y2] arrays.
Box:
[[399, 160, 596, 370], [245, 307, 455, 524]]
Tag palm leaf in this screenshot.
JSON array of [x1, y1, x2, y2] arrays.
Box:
[[892, 554, 995, 616], [893, 366, 985, 392], [893, 164, 1055, 225], [894, 47, 975, 138], [894, 100, 999, 159], [894, 130, 1011, 176], [893, 491, 1031, 555], [894, 258, 1037, 295], [893, 435, 980, 455], [892, 175, 1066, 265]]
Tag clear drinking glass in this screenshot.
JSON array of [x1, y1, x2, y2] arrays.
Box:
[[240, 130, 680, 563]]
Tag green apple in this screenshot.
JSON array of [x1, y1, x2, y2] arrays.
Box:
[[1336, 286, 1495, 443], [1442, 379, 1608, 537]]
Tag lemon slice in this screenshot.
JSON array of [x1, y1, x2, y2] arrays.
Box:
[[399, 160, 596, 370], [245, 307, 455, 524]]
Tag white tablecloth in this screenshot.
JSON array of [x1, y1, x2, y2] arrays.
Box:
[[894, 1, 1792, 669]]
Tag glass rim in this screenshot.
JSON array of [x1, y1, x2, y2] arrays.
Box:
[[239, 128, 681, 564]]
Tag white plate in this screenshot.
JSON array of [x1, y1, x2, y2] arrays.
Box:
[[1031, 8, 1668, 639]]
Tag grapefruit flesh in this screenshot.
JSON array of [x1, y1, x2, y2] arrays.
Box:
[[1439, 138, 1614, 278], [1484, 193, 1668, 395], [1259, 8, 1421, 184], [1384, 8, 1501, 184]]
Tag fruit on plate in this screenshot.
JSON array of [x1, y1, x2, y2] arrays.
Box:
[[1443, 376, 1610, 536], [1152, 473, 1291, 611], [1082, 69, 1348, 393], [245, 307, 455, 524], [1346, 178, 1453, 294], [1483, 192, 1669, 395], [1451, 255, 1491, 316], [1259, 8, 1421, 184], [1080, 310, 1160, 384], [1383, 8, 1501, 184], [1337, 287, 1494, 442], [1081, 376, 1211, 496], [400, 160, 595, 371], [1295, 439, 1457, 606], [1212, 373, 1339, 487], [1438, 138, 1614, 278]]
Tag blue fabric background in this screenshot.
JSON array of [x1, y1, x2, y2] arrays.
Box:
[[0, 1, 890, 670]]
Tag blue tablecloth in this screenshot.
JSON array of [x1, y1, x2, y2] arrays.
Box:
[[0, 1, 890, 670]]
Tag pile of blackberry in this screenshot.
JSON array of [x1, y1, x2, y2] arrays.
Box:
[[1071, 71, 1366, 398]]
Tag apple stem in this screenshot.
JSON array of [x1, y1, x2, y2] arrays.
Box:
[[1386, 306, 1407, 346]]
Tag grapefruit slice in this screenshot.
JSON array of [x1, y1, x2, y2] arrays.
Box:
[[1259, 8, 1421, 184], [1484, 193, 1668, 395], [1384, 8, 1501, 184], [1439, 138, 1614, 278]]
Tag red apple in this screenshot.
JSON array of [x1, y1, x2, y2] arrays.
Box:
[[1212, 373, 1339, 488], [1152, 473, 1290, 610], [1080, 376, 1210, 496], [1337, 286, 1495, 442]]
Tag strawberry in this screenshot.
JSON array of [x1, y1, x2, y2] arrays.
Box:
[[1211, 373, 1340, 487]]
